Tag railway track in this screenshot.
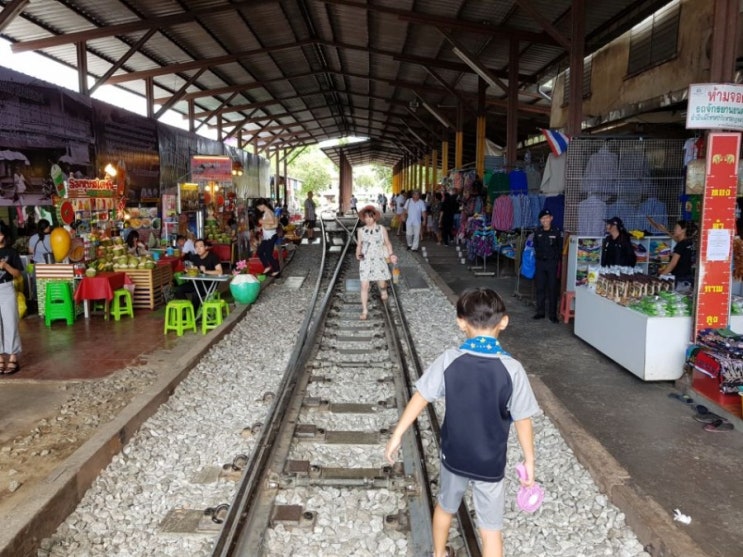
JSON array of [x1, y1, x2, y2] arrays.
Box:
[[211, 219, 481, 557]]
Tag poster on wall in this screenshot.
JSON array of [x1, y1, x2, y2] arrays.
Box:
[[190, 155, 232, 184], [92, 99, 160, 203]]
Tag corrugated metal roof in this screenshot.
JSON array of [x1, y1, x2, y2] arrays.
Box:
[[0, 0, 674, 167]]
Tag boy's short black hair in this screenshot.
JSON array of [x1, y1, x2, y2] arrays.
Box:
[[456, 288, 507, 328]]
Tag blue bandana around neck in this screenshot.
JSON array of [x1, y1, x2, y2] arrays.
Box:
[[459, 336, 510, 356]]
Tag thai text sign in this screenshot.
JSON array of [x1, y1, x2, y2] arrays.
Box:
[[67, 177, 116, 198], [687, 83, 743, 131], [694, 132, 740, 338]]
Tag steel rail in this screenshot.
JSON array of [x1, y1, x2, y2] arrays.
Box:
[[211, 219, 350, 557], [380, 284, 435, 555], [390, 281, 483, 557]]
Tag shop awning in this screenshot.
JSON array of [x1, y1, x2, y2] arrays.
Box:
[[0, 150, 30, 164]]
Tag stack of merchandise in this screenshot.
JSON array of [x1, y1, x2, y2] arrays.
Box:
[[730, 295, 743, 315], [594, 269, 674, 306], [629, 291, 692, 317], [687, 328, 743, 413]]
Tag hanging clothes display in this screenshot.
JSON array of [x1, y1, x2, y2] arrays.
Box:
[[540, 153, 567, 195], [577, 194, 607, 236], [582, 144, 618, 198], [467, 219, 498, 260], [491, 194, 514, 231], [508, 168, 528, 194], [489, 171, 510, 196]]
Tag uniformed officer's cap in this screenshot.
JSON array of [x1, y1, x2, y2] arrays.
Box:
[[604, 216, 623, 228], [538, 209, 552, 219]]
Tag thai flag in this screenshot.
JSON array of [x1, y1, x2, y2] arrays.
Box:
[[541, 129, 570, 157]]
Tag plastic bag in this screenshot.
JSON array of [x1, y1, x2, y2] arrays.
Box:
[[520, 237, 535, 279], [17, 291, 27, 319]]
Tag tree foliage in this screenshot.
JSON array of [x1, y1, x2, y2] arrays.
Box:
[[288, 147, 335, 197]]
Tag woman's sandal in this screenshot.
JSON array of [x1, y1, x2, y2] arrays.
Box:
[[359, 311, 368, 321], [4, 360, 19, 375]]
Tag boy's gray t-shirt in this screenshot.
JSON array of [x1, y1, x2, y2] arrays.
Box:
[[415, 346, 540, 481]]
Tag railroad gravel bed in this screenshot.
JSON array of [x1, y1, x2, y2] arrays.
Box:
[[41, 244, 650, 556]]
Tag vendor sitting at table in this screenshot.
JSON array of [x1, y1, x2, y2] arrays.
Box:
[[174, 238, 223, 314], [176, 234, 196, 255], [126, 230, 148, 256]]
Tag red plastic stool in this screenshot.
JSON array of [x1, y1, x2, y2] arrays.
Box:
[[559, 291, 576, 323]]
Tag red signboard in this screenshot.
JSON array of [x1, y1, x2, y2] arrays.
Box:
[[693, 132, 741, 338]]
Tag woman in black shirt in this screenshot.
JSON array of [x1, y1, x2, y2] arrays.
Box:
[[600, 216, 637, 267], [659, 220, 696, 289]]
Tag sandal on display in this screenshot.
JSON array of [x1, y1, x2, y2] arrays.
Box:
[[703, 419, 734, 432], [693, 412, 723, 424]]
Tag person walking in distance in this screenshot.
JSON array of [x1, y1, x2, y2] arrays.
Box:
[[403, 190, 427, 251], [303, 191, 317, 241], [533, 209, 562, 323], [349, 194, 358, 215], [385, 288, 539, 557], [395, 190, 407, 236]]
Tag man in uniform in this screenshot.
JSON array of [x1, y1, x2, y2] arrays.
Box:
[[533, 209, 562, 323]]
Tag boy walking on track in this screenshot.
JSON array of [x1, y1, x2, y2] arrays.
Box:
[[385, 288, 540, 557]]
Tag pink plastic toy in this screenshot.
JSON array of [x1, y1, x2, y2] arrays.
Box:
[[515, 463, 545, 513]]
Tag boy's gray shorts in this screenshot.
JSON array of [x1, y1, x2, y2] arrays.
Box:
[[437, 465, 505, 531]]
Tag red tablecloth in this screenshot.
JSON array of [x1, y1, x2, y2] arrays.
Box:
[[157, 256, 184, 273], [74, 272, 131, 303]]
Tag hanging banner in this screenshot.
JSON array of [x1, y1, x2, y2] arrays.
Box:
[[693, 132, 741, 338]]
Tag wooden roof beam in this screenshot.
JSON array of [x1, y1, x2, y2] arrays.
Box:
[[154, 71, 326, 104], [0, 0, 29, 34], [514, 0, 571, 50], [318, 0, 559, 45], [10, 2, 259, 53], [106, 39, 313, 84]]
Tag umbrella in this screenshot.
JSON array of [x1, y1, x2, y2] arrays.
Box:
[[0, 150, 30, 164]]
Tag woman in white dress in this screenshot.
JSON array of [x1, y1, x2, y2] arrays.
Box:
[[356, 205, 397, 320]]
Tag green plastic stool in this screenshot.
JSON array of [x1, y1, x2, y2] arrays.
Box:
[[45, 281, 75, 327], [163, 300, 196, 336], [217, 297, 230, 319], [110, 288, 134, 321], [201, 300, 224, 334]]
